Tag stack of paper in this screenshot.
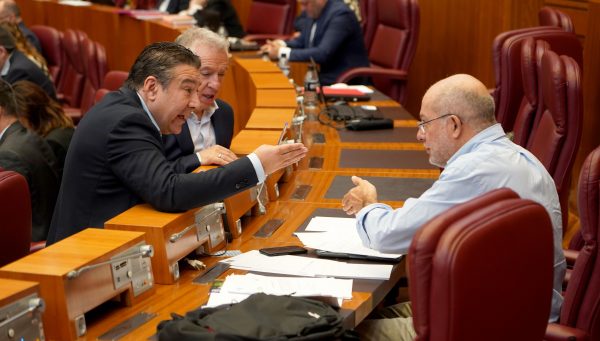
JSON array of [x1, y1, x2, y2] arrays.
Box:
[[295, 217, 403, 260], [205, 273, 353, 308], [162, 14, 196, 27], [221, 250, 393, 280]]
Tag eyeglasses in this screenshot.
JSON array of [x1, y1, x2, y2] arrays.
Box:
[[417, 113, 453, 133]]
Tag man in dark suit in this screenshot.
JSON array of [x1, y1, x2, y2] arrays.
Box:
[[164, 27, 237, 173], [0, 0, 42, 53], [261, 0, 369, 85], [158, 0, 189, 15], [0, 79, 59, 242], [47, 42, 307, 244], [0, 26, 56, 99]]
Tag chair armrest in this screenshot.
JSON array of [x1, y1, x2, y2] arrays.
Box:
[[545, 323, 589, 341], [564, 249, 579, 268], [336, 67, 408, 84], [30, 241, 46, 253]]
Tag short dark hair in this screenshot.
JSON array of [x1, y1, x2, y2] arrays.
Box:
[[0, 79, 16, 117], [124, 41, 200, 91]]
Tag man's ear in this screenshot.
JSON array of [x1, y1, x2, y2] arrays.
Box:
[[451, 114, 462, 138], [141, 76, 159, 101]]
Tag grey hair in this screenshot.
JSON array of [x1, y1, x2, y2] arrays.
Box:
[[175, 27, 229, 54]]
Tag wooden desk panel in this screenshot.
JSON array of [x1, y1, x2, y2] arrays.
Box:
[[255, 89, 298, 108], [81, 201, 405, 339], [250, 72, 295, 89], [245, 107, 296, 130]]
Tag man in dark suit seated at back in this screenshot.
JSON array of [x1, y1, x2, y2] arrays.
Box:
[[0, 79, 59, 242], [46, 42, 307, 244], [260, 0, 369, 85], [164, 27, 237, 173], [0, 26, 56, 99], [0, 0, 42, 53]]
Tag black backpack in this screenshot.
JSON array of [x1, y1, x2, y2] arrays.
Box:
[[157, 293, 354, 340]]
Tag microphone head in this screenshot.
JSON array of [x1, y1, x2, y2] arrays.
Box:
[[140, 245, 154, 258], [66, 270, 78, 279]]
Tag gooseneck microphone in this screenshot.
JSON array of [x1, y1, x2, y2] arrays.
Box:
[[66, 245, 154, 280]]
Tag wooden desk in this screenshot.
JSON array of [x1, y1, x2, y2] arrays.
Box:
[[0, 229, 154, 340]]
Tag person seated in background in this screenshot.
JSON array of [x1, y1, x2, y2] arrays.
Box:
[[46, 41, 307, 244], [164, 27, 237, 173], [294, 0, 361, 36], [183, 0, 246, 38], [0, 23, 48, 77], [260, 0, 369, 85], [342, 74, 565, 340], [13, 80, 74, 179], [157, 0, 189, 15], [0, 79, 59, 242], [0, 0, 41, 53], [0, 26, 56, 99]]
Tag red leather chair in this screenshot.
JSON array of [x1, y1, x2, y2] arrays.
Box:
[[244, 0, 297, 43], [544, 145, 600, 341], [79, 39, 107, 115], [29, 25, 63, 85], [336, 0, 420, 105], [56, 30, 88, 123], [409, 188, 554, 341], [0, 169, 32, 266], [492, 27, 582, 133], [512, 38, 549, 146], [102, 70, 128, 91], [359, 0, 371, 48], [93, 70, 128, 104], [526, 49, 582, 234], [539, 6, 575, 33]]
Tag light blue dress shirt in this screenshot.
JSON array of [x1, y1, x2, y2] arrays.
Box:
[[356, 123, 565, 322]]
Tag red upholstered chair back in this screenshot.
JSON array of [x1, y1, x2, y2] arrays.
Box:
[[359, 0, 371, 48], [57, 29, 87, 108], [527, 49, 582, 232], [409, 188, 554, 341], [30, 25, 63, 85], [365, 0, 419, 104], [102, 70, 128, 91], [512, 38, 549, 146], [0, 169, 32, 267], [246, 0, 296, 35], [79, 39, 108, 115], [492, 27, 582, 133], [539, 6, 575, 33], [557, 146, 600, 338]]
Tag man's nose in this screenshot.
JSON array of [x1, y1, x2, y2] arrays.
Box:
[[189, 90, 201, 108], [416, 127, 425, 142]]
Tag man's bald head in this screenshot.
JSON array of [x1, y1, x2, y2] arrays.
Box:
[[423, 74, 496, 132]]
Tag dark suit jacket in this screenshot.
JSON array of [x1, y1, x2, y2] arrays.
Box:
[[285, 0, 369, 85], [0, 121, 59, 242], [45, 127, 74, 181], [47, 87, 258, 244], [193, 0, 246, 38], [164, 0, 190, 14], [2, 50, 56, 99], [163, 99, 234, 173]]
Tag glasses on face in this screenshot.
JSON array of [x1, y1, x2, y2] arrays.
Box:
[[417, 113, 453, 133]]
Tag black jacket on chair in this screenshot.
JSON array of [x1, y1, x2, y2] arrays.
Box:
[[47, 87, 258, 244], [163, 98, 234, 173]]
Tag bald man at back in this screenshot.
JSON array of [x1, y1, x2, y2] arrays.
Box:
[[343, 74, 565, 340]]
